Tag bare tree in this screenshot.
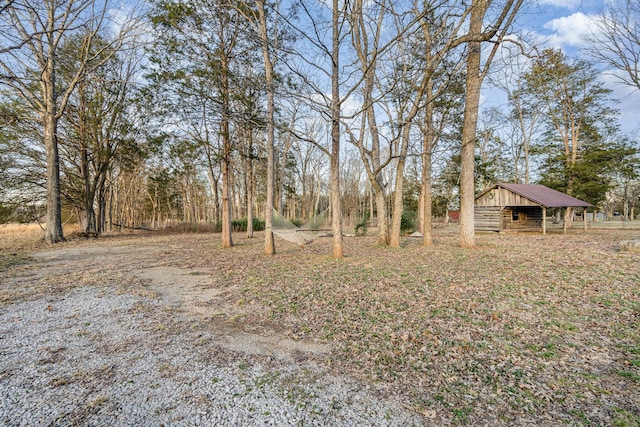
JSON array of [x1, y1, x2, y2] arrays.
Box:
[[588, 0, 640, 92], [346, 0, 392, 246], [255, 0, 277, 254], [346, 0, 466, 247], [458, 0, 522, 248], [232, 0, 295, 254], [489, 48, 543, 185], [279, 0, 348, 257], [0, 0, 140, 243], [291, 115, 328, 221], [329, 0, 344, 258], [388, 1, 470, 248]]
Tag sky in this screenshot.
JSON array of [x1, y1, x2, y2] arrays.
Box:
[[504, 0, 640, 137], [108, 0, 639, 137]]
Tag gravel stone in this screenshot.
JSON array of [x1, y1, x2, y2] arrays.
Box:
[[1, 284, 422, 426]]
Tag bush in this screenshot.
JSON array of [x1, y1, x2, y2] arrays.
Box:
[[231, 217, 265, 232], [162, 222, 218, 234], [400, 210, 417, 234], [354, 212, 370, 236]]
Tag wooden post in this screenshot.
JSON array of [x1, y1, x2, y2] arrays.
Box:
[[583, 207, 587, 232], [563, 207, 572, 235], [542, 206, 546, 235]]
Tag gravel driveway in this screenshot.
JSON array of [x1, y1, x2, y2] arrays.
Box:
[[0, 238, 422, 426]]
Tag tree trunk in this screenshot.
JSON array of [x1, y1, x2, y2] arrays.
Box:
[[563, 207, 572, 234], [44, 115, 64, 243], [221, 153, 233, 247], [43, 53, 64, 243], [374, 184, 389, 245], [79, 150, 97, 234], [389, 144, 408, 248], [421, 139, 433, 246], [207, 163, 220, 226], [246, 150, 254, 238], [258, 0, 275, 254], [96, 174, 108, 233], [420, 88, 435, 246], [77, 80, 96, 235], [459, 1, 488, 249], [349, 0, 388, 245], [524, 138, 530, 184], [330, 0, 343, 258], [389, 111, 416, 247], [219, 44, 233, 247]]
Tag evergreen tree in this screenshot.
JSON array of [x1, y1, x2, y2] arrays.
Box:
[[523, 49, 624, 207]]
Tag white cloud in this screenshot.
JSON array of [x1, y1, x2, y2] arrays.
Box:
[[542, 12, 597, 49]]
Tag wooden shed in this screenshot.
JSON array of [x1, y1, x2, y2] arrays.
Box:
[[474, 183, 592, 233]]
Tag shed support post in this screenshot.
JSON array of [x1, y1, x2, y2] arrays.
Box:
[[542, 207, 546, 235], [583, 207, 587, 232], [563, 207, 572, 235]]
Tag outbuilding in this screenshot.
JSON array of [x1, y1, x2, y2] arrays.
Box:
[[474, 183, 592, 234]]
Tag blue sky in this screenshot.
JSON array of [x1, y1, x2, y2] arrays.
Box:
[[515, 0, 640, 136]]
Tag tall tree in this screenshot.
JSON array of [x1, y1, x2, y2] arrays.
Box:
[[458, 0, 522, 248], [0, 0, 139, 243], [397, 1, 468, 247], [59, 36, 142, 235], [346, 0, 466, 247], [256, 0, 277, 254], [329, 0, 344, 258], [523, 49, 625, 229], [147, 0, 257, 248], [346, 0, 392, 246], [282, 0, 347, 257], [490, 48, 544, 185], [523, 49, 617, 195]]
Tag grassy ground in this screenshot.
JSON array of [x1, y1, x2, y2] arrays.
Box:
[[1, 224, 639, 425]]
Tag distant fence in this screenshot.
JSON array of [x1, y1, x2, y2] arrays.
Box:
[[547, 220, 640, 230]]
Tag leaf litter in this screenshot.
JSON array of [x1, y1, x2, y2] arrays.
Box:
[[1, 228, 639, 425]]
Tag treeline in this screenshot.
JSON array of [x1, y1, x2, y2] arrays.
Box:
[[1, 0, 639, 254]]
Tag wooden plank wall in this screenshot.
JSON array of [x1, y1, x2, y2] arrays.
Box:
[[502, 207, 543, 231], [475, 207, 502, 232], [475, 188, 538, 207]]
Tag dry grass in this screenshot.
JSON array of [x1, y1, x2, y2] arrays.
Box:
[[0, 223, 43, 270], [2, 226, 639, 425], [0, 223, 83, 270], [0, 223, 84, 251], [0, 223, 45, 250]]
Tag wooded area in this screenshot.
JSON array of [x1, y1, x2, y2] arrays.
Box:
[[1, 0, 639, 256]]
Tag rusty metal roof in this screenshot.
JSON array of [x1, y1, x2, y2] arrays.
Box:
[[485, 183, 593, 208]]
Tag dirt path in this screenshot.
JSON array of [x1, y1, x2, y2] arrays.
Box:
[[0, 234, 421, 426], [28, 236, 332, 362]]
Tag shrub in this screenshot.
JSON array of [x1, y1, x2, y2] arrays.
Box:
[[354, 212, 370, 236], [231, 217, 265, 232], [162, 222, 218, 234], [401, 210, 417, 234]]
